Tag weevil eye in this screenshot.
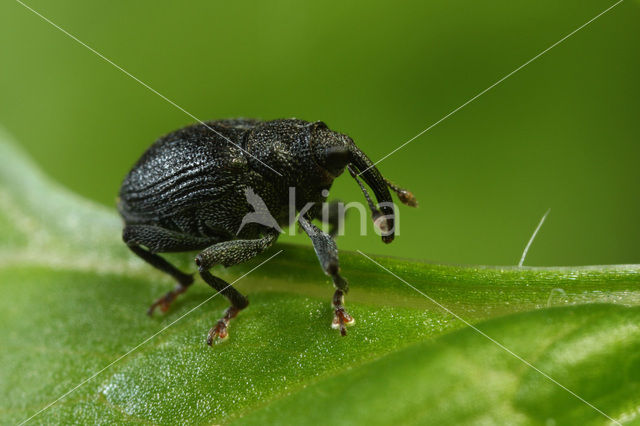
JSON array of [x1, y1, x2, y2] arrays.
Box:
[[310, 122, 350, 178], [324, 146, 350, 174], [314, 143, 350, 178], [313, 120, 328, 130]]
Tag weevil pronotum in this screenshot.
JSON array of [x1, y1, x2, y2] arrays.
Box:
[[118, 119, 417, 345]]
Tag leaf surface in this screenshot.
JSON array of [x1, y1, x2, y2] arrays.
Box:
[[1, 129, 638, 424]]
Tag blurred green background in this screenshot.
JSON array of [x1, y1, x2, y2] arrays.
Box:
[[1, 0, 638, 266]]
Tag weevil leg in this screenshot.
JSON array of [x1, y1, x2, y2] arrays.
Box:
[[146, 279, 192, 316], [298, 214, 354, 336], [332, 288, 353, 336], [125, 244, 194, 315], [199, 271, 248, 344], [322, 200, 346, 238], [194, 231, 278, 271], [196, 231, 279, 345], [123, 225, 213, 315]]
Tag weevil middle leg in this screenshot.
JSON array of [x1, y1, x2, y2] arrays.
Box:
[[195, 231, 278, 344]]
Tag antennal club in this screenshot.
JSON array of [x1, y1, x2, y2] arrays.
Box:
[[385, 179, 418, 207]]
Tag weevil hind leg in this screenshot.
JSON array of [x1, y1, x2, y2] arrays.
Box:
[[128, 241, 193, 315], [146, 279, 193, 316], [298, 214, 355, 336], [125, 244, 195, 315], [123, 225, 206, 315]]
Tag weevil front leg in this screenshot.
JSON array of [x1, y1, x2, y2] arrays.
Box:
[[196, 231, 278, 345], [298, 214, 354, 336], [322, 200, 347, 238]]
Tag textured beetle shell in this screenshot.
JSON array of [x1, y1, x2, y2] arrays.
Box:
[[118, 119, 342, 249]]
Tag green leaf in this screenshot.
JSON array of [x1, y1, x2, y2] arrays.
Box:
[[1, 128, 639, 425]]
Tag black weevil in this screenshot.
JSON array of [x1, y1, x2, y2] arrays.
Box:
[[118, 118, 417, 344]]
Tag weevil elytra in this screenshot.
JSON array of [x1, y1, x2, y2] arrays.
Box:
[[118, 118, 417, 345]]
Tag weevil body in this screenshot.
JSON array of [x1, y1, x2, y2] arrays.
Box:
[[118, 118, 416, 344]]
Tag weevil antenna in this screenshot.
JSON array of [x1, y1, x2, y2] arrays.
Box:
[[347, 164, 391, 239], [384, 178, 418, 207], [348, 165, 380, 216]]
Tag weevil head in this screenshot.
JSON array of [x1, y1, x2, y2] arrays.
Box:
[[309, 120, 417, 244]]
